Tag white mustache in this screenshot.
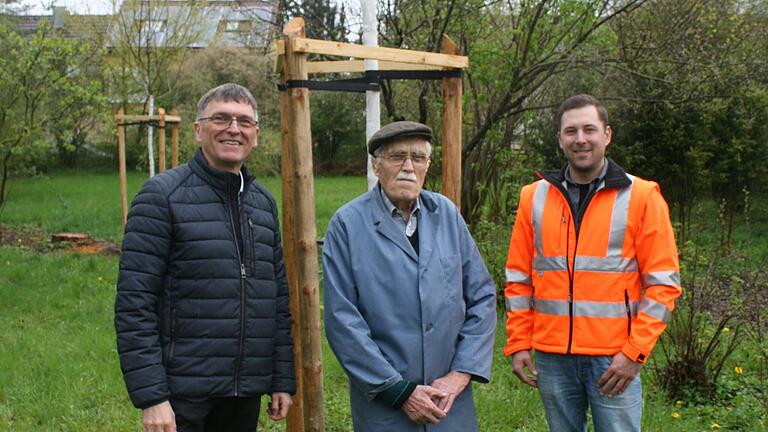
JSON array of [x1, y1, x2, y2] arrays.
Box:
[[396, 173, 418, 181]]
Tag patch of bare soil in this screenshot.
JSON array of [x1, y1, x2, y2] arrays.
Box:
[[0, 224, 119, 255]]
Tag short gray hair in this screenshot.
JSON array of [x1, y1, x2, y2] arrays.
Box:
[[196, 83, 259, 121]]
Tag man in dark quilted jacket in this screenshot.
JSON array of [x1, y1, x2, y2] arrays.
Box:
[[115, 83, 295, 432]]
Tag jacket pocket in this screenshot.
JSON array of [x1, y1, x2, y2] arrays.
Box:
[[248, 218, 256, 276], [624, 290, 632, 336], [167, 305, 177, 366], [440, 253, 462, 303]]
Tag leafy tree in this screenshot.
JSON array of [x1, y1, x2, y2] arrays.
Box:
[[610, 0, 768, 243], [0, 23, 106, 208], [706, 87, 768, 252]]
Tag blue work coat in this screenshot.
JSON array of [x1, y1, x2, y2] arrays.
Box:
[[322, 188, 497, 431]]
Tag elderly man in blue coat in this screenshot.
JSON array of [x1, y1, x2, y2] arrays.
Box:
[[322, 121, 497, 431]]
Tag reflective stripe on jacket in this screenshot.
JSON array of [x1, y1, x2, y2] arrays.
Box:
[[503, 160, 681, 363]]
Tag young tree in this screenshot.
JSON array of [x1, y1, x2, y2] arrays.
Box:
[[0, 23, 106, 208]]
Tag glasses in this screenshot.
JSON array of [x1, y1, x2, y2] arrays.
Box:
[[378, 152, 430, 167], [197, 114, 258, 130]]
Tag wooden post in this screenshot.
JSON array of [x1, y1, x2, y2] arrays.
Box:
[[441, 34, 462, 210], [117, 108, 128, 230], [283, 17, 324, 432], [171, 108, 179, 168], [158, 108, 166, 173], [280, 63, 306, 432]]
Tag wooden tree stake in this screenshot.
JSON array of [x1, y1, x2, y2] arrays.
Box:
[[441, 35, 463, 210], [158, 108, 166, 173], [117, 108, 128, 230], [280, 62, 306, 432], [282, 17, 325, 432], [171, 108, 179, 168]]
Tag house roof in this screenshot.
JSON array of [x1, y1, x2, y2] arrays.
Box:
[[109, 0, 278, 49], [4, 2, 278, 48]]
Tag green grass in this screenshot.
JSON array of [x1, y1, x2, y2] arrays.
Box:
[[0, 170, 765, 431], [0, 169, 368, 242]]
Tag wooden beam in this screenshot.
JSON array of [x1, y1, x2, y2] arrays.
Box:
[[279, 61, 306, 432], [307, 60, 443, 74], [290, 37, 468, 68], [170, 108, 179, 168], [441, 34, 463, 210], [116, 108, 128, 230], [115, 113, 181, 123], [282, 17, 324, 432], [274, 39, 285, 74], [157, 108, 166, 173]]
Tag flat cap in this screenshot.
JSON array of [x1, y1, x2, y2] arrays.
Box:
[[368, 121, 433, 155]]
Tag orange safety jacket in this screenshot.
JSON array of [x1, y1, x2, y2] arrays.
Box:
[[503, 160, 681, 363]]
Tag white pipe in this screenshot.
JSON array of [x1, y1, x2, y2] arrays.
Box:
[[147, 94, 156, 177], [362, 0, 380, 190]]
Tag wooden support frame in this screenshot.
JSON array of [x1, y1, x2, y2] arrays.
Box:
[[277, 18, 467, 432], [281, 18, 325, 432], [114, 109, 182, 230]]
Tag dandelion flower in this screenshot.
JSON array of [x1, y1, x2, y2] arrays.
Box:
[[734, 366, 743, 375], [672, 412, 681, 419], [711, 423, 721, 429], [722, 327, 730, 333], [675, 400, 683, 407]]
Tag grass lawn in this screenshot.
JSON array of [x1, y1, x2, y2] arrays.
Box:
[[0, 170, 763, 431]]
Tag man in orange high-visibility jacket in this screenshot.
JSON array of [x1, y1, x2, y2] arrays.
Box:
[[504, 94, 681, 432]]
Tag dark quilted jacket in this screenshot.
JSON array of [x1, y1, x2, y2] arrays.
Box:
[[115, 149, 295, 409]]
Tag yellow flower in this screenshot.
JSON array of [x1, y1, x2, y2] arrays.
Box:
[[672, 412, 681, 419], [97, 276, 104, 282], [711, 423, 721, 429], [675, 400, 683, 407], [734, 366, 744, 375], [722, 327, 730, 333]]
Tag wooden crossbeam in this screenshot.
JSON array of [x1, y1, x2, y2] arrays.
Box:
[[275, 38, 468, 69], [115, 113, 182, 123]]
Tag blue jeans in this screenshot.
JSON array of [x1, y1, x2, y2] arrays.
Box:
[[535, 351, 642, 432]]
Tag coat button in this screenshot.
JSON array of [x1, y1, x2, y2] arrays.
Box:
[[426, 323, 434, 332]]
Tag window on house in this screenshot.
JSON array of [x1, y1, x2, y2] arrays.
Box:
[[134, 19, 166, 34], [218, 20, 252, 33]]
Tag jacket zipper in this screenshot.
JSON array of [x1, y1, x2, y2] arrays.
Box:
[[625, 290, 632, 335], [228, 192, 246, 397], [539, 171, 613, 355], [566, 211, 577, 354]]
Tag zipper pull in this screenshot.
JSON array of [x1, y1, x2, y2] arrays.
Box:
[[248, 218, 253, 228], [240, 263, 246, 279]]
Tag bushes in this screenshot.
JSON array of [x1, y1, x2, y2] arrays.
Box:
[[652, 238, 767, 422]]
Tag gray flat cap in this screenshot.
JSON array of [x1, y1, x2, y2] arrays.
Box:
[[368, 121, 433, 155]]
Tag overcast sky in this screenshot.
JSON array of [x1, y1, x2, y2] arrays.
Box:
[[17, 0, 118, 15]]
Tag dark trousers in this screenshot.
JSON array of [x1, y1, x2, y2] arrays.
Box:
[[170, 395, 262, 432]]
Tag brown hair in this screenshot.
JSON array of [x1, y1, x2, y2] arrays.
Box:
[[557, 94, 608, 129]]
